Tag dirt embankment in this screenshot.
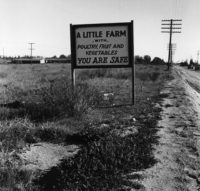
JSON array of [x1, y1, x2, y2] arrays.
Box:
[[135, 66, 200, 191]]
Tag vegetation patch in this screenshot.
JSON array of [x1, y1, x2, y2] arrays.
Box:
[[78, 68, 131, 81], [2, 78, 102, 122], [0, 72, 7, 79], [0, 63, 172, 190], [33, 119, 158, 191]]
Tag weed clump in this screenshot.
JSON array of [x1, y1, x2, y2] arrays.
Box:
[[78, 68, 131, 80], [0, 118, 36, 151], [2, 78, 102, 122], [0, 118, 38, 190], [136, 71, 160, 82], [33, 121, 157, 191]]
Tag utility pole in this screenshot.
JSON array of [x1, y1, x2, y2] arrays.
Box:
[[161, 19, 182, 70], [167, 43, 176, 64], [197, 50, 200, 64], [28, 43, 35, 58]]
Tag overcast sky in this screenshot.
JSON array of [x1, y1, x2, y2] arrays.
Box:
[[0, 0, 200, 62]]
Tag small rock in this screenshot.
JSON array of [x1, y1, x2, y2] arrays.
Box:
[[132, 118, 136, 122], [165, 104, 173, 108], [103, 93, 114, 101], [147, 114, 153, 118], [184, 168, 198, 179], [139, 115, 145, 119], [154, 103, 161, 108], [99, 123, 110, 129], [188, 154, 197, 160], [193, 132, 200, 137], [120, 126, 138, 137], [121, 116, 136, 122], [122, 116, 134, 121], [197, 139, 200, 153]]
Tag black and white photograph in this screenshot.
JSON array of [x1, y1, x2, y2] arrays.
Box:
[[0, 0, 200, 190]]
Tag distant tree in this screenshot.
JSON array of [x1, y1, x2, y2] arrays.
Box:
[[66, 54, 71, 59], [188, 59, 195, 69], [144, 55, 151, 64], [59, 54, 67, 59], [189, 59, 194, 65], [135, 55, 145, 64], [179, 60, 188, 66], [151, 57, 165, 65], [52, 55, 57, 59]]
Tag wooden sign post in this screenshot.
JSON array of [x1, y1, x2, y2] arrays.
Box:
[[70, 21, 134, 105]]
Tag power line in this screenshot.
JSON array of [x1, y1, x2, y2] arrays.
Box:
[[161, 19, 182, 70]]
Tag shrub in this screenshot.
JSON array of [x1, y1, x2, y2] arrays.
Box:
[[3, 78, 103, 121], [136, 71, 160, 82], [149, 72, 160, 82], [78, 68, 131, 80], [0, 118, 37, 191], [0, 118, 36, 151]]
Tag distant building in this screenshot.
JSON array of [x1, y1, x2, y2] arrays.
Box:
[[11, 58, 42, 64], [9, 57, 71, 64], [44, 58, 71, 64]]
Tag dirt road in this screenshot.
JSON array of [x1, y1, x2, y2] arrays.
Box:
[[137, 66, 200, 190]]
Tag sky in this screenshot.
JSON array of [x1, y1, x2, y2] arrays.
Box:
[[0, 0, 200, 62]]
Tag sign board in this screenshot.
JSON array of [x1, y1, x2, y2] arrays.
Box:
[[70, 21, 134, 105], [70, 22, 133, 68]]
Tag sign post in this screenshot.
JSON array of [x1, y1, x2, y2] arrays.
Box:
[[70, 21, 134, 105], [131, 20, 135, 105], [70, 24, 75, 89]]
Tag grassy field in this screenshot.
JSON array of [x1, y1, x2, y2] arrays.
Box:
[[0, 63, 172, 190]]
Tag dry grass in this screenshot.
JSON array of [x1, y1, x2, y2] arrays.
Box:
[[0, 63, 172, 190]]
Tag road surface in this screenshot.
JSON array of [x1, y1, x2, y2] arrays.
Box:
[[136, 65, 200, 191]]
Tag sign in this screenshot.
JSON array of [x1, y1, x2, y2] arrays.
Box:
[[70, 22, 133, 68], [70, 21, 135, 105]]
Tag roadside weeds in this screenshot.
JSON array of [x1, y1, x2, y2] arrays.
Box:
[[0, 64, 172, 190]]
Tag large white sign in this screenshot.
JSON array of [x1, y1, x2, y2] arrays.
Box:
[[71, 23, 132, 68]]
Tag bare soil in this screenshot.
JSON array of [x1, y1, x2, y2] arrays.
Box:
[[19, 143, 79, 171], [134, 66, 200, 191]]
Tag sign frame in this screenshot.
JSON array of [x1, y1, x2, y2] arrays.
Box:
[[70, 21, 133, 69], [70, 21, 134, 104]]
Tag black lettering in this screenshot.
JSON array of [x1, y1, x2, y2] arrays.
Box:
[[77, 44, 98, 49], [106, 30, 127, 37], [113, 44, 124, 48], [93, 57, 108, 64], [77, 58, 91, 64], [110, 56, 128, 64], [120, 30, 126, 37], [99, 44, 112, 49], [76, 32, 81, 38], [82, 31, 103, 38]]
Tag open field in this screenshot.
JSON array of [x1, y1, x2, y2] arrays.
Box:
[[0, 63, 172, 190]]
